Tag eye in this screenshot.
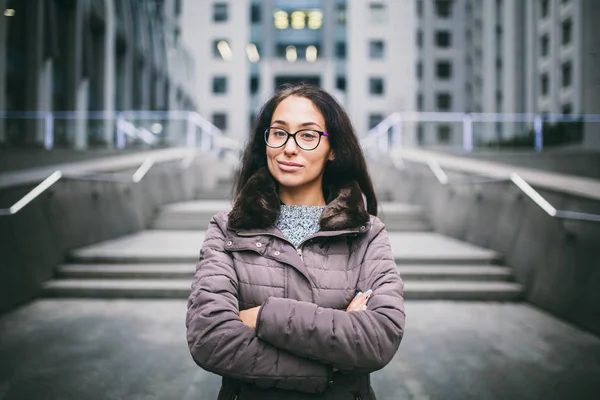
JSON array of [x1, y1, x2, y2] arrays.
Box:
[[299, 131, 319, 141], [272, 129, 287, 137]]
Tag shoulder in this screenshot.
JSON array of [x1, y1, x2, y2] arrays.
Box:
[[204, 211, 230, 237], [211, 211, 230, 227], [366, 215, 386, 238]]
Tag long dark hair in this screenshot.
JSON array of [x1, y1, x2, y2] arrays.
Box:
[[233, 84, 378, 216]]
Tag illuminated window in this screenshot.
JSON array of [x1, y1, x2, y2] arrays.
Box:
[[291, 10, 306, 29], [307, 10, 323, 29], [274, 10, 289, 29]]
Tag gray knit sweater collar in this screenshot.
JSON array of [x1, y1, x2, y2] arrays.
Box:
[[276, 205, 326, 247]]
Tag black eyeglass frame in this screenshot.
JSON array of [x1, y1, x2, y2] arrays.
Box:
[[264, 127, 330, 151]]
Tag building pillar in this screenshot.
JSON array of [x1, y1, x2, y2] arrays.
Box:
[[101, 0, 116, 147], [0, 0, 7, 145], [24, 0, 51, 147], [65, 1, 88, 149], [582, 0, 600, 149]]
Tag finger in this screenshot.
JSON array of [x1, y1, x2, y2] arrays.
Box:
[[347, 291, 362, 308], [347, 296, 367, 312]]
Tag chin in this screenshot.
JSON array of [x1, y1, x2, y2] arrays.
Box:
[[273, 172, 307, 188]]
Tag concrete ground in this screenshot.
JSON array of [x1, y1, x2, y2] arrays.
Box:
[[1, 300, 599, 400]]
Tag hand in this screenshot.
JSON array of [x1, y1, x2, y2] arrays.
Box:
[[239, 306, 261, 329], [346, 289, 372, 312]]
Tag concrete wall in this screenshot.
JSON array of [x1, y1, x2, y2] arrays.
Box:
[[457, 151, 600, 180], [0, 154, 224, 315], [375, 159, 600, 336]]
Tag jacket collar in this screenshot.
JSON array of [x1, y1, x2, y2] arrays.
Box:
[[227, 167, 371, 233]]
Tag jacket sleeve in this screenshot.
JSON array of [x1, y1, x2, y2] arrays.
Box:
[[255, 218, 405, 372], [186, 215, 331, 394]]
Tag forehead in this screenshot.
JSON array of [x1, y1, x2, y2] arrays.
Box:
[[271, 96, 325, 126]]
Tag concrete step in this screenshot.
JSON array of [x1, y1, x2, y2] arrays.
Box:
[[56, 264, 195, 279], [152, 200, 231, 230], [403, 281, 524, 301], [56, 263, 513, 282], [151, 201, 431, 231], [67, 231, 501, 265], [399, 265, 513, 281], [195, 183, 233, 201], [42, 279, 523, 301]]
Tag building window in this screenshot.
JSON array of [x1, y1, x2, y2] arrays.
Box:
[[437, 125, 451, 143], [213, 39, 231, 59], [435, 31, 452, 48], [369, 114, 384, 130], [370, 3, 387, 24], [213, 3, 228, 22], [417, 61, 423, 80], [336, 76, 346, 91], [540, 0, 549, 18], [251, 4, 261, 24], [540, 73, 549, 95], [436, 93, 452, 111], [562, 103, 572, 115], [436, 61, 452, 79], [417, 93, 423, 111], [369, 77, 385, 95], [336, 42, 347, 59], [417, 30, 423, 48], [213, 113, 228, 130], [562, 61, 572, 87], [540, 34, 549, 57], [175, 0, 182, 16], [336, 4, 347, 24], [250, 76, 259, 95], [417, 0, 423, 17], [562, 19, 572, 45], [435, 1, 453, 18], [369, 40, 385, 59], [212, 76, 228, 94], [496, 90, 503, 105]]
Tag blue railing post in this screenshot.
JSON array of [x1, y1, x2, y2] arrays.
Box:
[[186, 111, 196, 147], [462, 113, 473, 152], [534, 115, 543, 152], [44, 112, 54, 150]]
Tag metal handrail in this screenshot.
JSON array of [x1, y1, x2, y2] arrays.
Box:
[[0, 110, 241, 152], [418, 157, 600, 223], [0, 152, 198, 217], [362, 111, 600, 153]]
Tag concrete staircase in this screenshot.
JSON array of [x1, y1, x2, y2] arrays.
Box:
[[43, 193, 524, 301]]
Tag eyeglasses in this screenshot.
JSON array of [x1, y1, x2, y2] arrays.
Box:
[[264, 127, 329, 151]]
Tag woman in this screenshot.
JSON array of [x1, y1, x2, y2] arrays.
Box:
[[186, 84, 405, 400]]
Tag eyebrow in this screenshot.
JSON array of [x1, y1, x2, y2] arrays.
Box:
[[271, 120, 323, 130]]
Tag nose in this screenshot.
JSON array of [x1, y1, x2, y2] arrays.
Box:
[[283, 135, 298, 155]]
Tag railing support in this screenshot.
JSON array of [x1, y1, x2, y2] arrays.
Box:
[[534, 115, 543, 152], [462, 114, 473, 152]]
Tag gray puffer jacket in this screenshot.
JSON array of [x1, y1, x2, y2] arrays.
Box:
[[186, 168, 406, 400]]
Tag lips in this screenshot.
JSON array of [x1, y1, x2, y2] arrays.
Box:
[[277, 160, 303, 172]]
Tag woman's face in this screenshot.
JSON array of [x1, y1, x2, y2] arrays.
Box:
[[266, 96, 333, 190]]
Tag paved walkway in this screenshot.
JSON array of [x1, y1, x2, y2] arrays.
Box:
[[1, 300, 598, 400]]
